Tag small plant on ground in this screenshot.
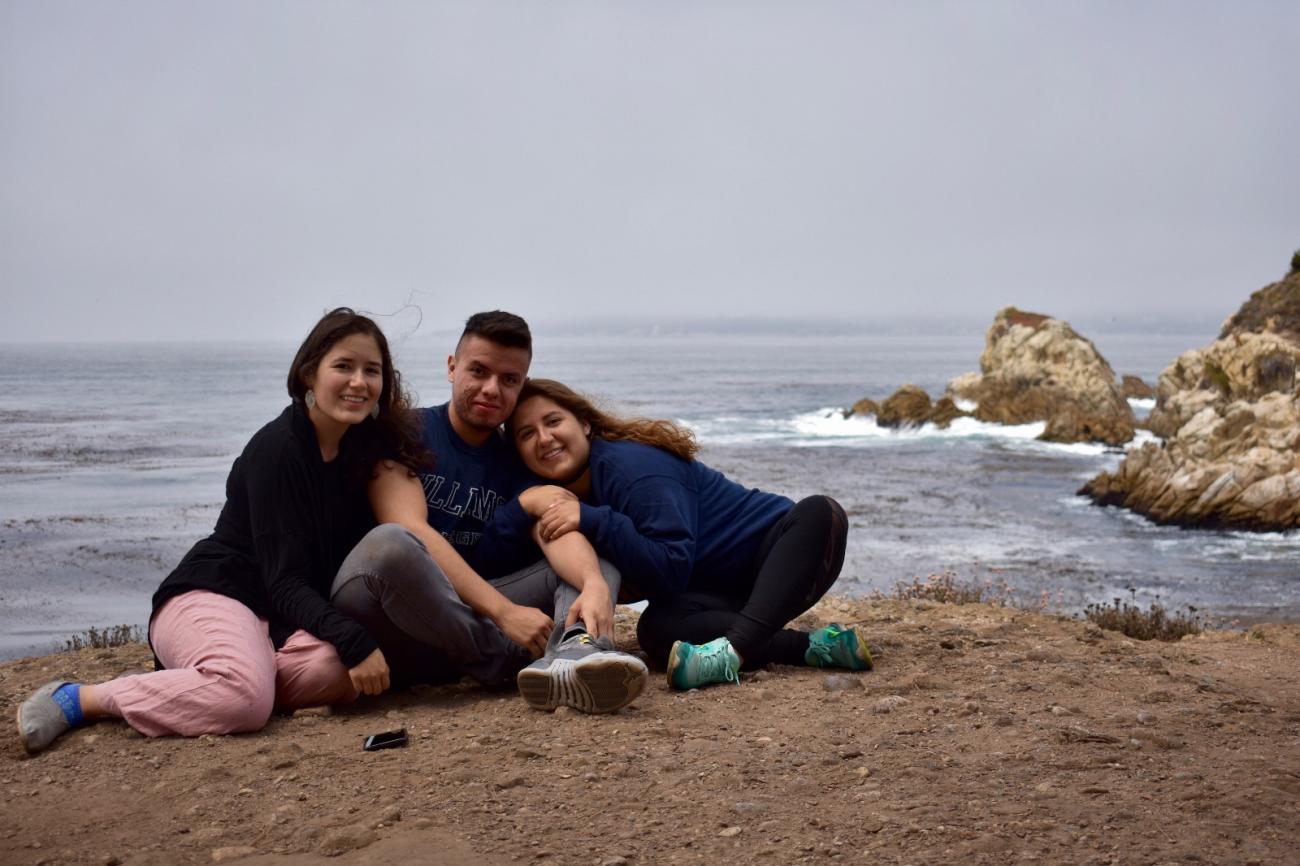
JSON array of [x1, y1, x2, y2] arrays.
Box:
[[885, 570, 1046, 609], [1083, 596, 1203, 641], [1291, 248, 1300, 275], [65, 624, 145, 651]]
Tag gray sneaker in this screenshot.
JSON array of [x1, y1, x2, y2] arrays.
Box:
[[516, 629, 648, 714], [17, 680, 73, 754]]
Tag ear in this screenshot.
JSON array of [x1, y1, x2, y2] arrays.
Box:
[[446, 353, 456, 384], [582, 420, 591, 437]]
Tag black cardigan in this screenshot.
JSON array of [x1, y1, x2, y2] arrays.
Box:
[[152, 403, 378, 667]]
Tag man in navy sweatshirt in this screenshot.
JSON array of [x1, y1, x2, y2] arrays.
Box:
[[360, 311, 647, 714]]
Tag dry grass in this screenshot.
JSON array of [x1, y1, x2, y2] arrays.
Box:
[[1083, 597, 1204, 642], [887, 575, 1206, 643], [885, 571, 1047, 609], [64, 624, 146, 651]]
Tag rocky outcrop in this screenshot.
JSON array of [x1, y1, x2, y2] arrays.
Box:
[[1081, 272, 1300, 531], [946, 307, 1135, 445], [1121, 375, 1156, 400], [876, 385, 968, 429], [844, 397, 879, 419], [844, 386, 969, 429]]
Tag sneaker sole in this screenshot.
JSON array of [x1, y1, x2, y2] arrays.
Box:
[[517, 653, 648, 714], [845, 627, 873, 670], [666, 640, 686, 690]]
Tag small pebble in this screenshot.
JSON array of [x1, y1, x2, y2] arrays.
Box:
[[873, 695, 909, 714], [719, 826, 742, 838], [822, 674, 864, 692], [211, 846, 258, 862]]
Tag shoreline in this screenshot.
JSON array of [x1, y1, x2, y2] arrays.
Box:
[[4, 596, 1298, 865]]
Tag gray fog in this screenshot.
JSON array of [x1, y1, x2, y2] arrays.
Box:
[[2, 1, 1297, 343]]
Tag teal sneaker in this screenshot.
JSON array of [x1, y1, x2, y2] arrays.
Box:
[[667, 637, 740, 690], [805, 624, 873, 670]]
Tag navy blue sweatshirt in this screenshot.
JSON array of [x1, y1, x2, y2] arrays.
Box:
[[152, 404, 378, 667], [480, 438, 793, 601]]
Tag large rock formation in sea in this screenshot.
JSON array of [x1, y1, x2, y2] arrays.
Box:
[[946, 307, 1135, 445], [1081, 270, 1300, 531]]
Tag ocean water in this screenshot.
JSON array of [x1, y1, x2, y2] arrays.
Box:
[[2, 327, 1297, 659]]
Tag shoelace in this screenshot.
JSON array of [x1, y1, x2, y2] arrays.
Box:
[[806, 640, 834, 666], [696, 645, 739, 684]]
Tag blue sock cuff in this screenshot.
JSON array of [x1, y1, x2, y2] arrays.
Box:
[[52, 683, 85, 727]]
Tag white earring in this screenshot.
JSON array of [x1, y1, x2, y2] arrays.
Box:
[[370, 403, 380, 420], [305, 390, 316, 409]]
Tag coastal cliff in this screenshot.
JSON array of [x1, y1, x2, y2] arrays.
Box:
[[1082, 270, 1300, 530]]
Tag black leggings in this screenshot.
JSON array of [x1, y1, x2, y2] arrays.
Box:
[[636, 495, 848, 670]]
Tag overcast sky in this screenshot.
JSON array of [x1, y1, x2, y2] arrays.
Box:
[[2, 1, 1297, 343]]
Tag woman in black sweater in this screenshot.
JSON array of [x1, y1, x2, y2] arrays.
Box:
[[18, 308, 429, 754]]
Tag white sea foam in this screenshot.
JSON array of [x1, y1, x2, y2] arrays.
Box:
[[687, 407, 1122, 456], [1128, 397, 1156, 411], [1130, 429, 1161, 448], [1155, 529, 1300, 561]]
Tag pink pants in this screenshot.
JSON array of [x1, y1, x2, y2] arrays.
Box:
[[95, 590, 359, 737]]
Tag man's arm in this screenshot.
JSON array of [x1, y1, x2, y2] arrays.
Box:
[[532, 526, 616, 639], [367, 461, 553, 658]]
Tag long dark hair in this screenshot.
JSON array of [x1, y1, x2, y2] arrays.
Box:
[[288, 308, 431, 484], [510, 379, 700, 462]]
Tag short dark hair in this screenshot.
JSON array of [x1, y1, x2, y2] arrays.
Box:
[[457, 310, 532, 357]]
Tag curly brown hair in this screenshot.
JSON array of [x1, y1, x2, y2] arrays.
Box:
[[510, 379, 700, 462]]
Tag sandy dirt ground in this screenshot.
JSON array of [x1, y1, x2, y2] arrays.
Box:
[[2, 598, 1298, 866]]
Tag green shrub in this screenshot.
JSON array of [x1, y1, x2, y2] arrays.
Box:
[[1291, 248, 1299, 274], [1202, 360, 1230, 395], [1083, 597, 1203, 641], [65, 624, 145, 651]]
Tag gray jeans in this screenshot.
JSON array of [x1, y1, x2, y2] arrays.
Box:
[[330, 523, 621, 687]]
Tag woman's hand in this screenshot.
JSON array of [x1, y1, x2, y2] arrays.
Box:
[[518, 485, 577, 519], [537, 499, 581, 542], [495, 602, 554, 658], [349, 648, 391, 696], [566, 579, 614, 640]]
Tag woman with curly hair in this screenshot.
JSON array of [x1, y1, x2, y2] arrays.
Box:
[[476, 378, 871, 690]]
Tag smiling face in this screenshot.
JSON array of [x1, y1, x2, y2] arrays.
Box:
[[511, 395, 592, 482], [447, 335, 531, 444], [305, 332, 384, 438]]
